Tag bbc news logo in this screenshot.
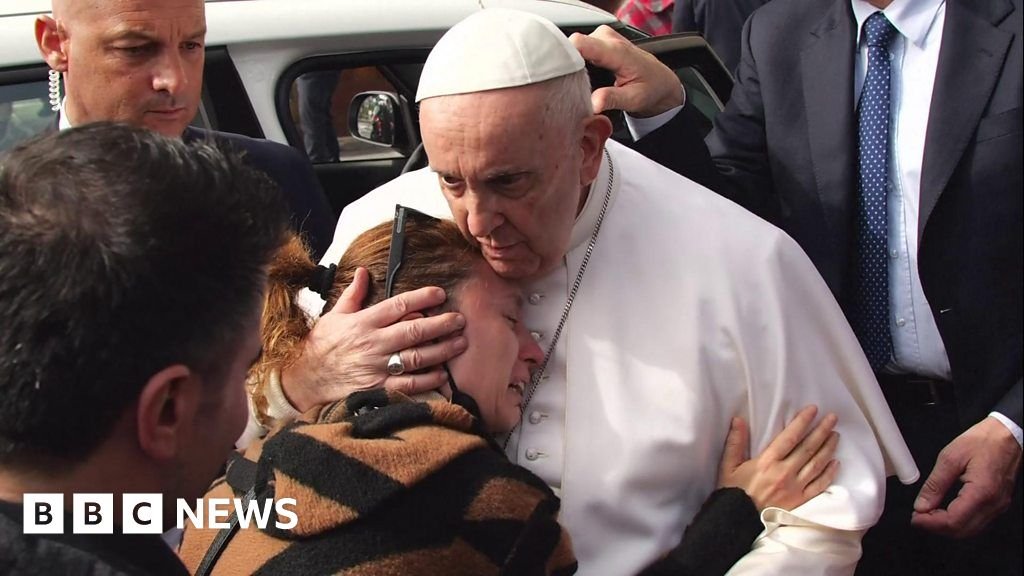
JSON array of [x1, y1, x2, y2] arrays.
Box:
[[23, 493, 298, 534]]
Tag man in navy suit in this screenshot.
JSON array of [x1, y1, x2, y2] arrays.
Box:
[[34, 0, 335, 260], [573, 0, 1021, 573]]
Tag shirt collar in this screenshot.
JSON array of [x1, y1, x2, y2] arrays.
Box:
[[851, 0, 945, 49], [57, 97, 72, 131]]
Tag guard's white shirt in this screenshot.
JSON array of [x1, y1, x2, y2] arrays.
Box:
[[314, 140, 918, 575]]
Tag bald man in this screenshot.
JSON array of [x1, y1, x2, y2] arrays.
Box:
[[34, 0, 336, 259], [34, 0, 471, 462]]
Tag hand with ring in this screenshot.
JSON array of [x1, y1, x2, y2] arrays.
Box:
[[281, 267, 467, 412], [386, 352, 405, 376]]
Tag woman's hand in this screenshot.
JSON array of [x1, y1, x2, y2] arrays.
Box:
[[717, 405, 840, 511]]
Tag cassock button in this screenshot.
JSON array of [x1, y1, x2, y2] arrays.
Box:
[[896, 317, 906, 327], [525, 448, 540, 461], [528, 293, 543, 305], [529, 411, 544, 425]]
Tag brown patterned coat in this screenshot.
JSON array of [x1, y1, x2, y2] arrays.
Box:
[[179, 389, 577, 576]]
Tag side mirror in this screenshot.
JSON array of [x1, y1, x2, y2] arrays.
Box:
[[348, 92, 403, 148]]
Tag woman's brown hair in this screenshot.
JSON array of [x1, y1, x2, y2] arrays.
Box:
[[251, 216, 481, 417]]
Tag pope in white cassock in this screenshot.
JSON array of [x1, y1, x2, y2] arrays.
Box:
[[306, 9, 919, 575]]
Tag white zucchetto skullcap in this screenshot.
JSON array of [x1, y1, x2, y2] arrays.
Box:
[[415, 8, 585, 103]]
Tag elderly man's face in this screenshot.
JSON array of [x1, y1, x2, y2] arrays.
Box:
[[38, 0, 205, 137], [421, 85, 590, 282]]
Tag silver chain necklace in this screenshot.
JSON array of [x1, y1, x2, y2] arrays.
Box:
[[502, 149, 614, 451]]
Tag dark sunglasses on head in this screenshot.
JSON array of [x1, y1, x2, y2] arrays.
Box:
[[385, 205, 478, 418], [384, 204, 435, 300]]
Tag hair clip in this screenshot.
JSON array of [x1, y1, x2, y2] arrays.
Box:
[[308, 263, 337, 298]]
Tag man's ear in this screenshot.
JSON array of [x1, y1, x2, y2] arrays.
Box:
[[579, 114, 614, 186], [136, 365, 202, 461], [35, 16, 68, 72]]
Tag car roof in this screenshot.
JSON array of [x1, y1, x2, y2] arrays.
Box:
[[0, 1, 50, 19], [0, 0, 614, 67]]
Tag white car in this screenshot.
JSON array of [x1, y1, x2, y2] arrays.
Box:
[[0, 0, 731, 213]]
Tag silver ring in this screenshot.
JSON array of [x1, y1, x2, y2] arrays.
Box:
[[386, 352, 405, 376]]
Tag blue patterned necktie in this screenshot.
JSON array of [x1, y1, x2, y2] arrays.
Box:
[[852, 12, 898, 371]]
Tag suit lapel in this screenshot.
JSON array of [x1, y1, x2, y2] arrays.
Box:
[[801, 0, 858, 248], [920, 0, 1013, 237], [181, 126, 204, 143]]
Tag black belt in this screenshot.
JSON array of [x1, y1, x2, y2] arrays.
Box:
[[875, 372, 954, 408]]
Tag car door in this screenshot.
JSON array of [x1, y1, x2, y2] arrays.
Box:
[[268, 23, 740, 219], [272, 51, 429, 217], [247, 25, 735, 219]]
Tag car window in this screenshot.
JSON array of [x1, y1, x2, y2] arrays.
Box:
[[0, 80, 55, 153], [0, 75, 214, 154], [277, 24, 634, 165], [282, 60, 723, 169], [678, 67, 722, 135], [276, 25, 724, 169], [287, 66, 406, 164]]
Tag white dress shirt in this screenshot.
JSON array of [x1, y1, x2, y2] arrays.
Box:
[[57, 99, 72, 131], [852, 0, 948, 385], [628, 0, 1022, 445]]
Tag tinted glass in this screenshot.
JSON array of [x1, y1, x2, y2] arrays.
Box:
[[0, 80, 54, 153]]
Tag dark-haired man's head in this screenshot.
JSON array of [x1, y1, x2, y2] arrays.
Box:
[[36, 0, 206, 137], [0, 123, 288, 516]]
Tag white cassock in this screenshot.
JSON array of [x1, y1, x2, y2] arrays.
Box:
[[308, 140, 919, 575]]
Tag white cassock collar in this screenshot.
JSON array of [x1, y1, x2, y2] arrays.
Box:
[[567, 144, 621, 254]]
